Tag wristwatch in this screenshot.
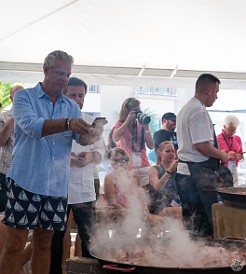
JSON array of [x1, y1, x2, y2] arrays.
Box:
[[65, 118, 71, 130]]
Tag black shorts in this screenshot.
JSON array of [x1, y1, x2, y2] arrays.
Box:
[[3, 178, 68, 231], [0, 172, 7, 213]]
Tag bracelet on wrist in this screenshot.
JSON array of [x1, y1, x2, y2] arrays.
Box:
[[166, 170, 173, 175], [145, 130, 150, 133]]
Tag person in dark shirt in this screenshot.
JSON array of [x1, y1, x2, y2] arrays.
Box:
[[153, 112, 177, 157]]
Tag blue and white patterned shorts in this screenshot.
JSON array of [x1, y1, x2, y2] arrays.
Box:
[[2, 178, 68, 231]]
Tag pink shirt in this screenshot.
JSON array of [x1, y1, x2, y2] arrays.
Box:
[[217, 129, 243, 167], [113, 121, 150, 170]]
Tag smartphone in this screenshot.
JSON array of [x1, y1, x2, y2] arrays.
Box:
[[91, 117, 108, 128]]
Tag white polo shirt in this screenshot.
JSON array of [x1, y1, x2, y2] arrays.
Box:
[[176, 97, 214, 174]]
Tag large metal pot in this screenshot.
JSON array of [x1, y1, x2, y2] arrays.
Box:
[[90, 238, 246, 274], [217, 187, 246, 208]]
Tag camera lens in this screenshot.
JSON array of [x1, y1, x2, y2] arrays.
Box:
[[135, 110, 151, 125]]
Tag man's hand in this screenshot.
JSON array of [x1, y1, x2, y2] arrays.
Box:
[[228, 151, 236, 160], [77, 152, 94, 167], [220, 150, 229, 165], [69, 118, 90, 135], [69, 118, 104, 146], [195, 142, 228, 165], [70, 152, 94, 167]]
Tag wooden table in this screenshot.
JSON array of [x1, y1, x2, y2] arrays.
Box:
[[212, 203, 246, 240]]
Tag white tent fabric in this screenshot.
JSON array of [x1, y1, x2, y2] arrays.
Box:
[[1, 0, 246, 86]]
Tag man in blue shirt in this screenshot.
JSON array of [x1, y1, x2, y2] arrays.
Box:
[[0, 50, 102, 274]]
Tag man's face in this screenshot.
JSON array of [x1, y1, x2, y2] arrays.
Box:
[[206, 82, 219, 107], [44, 59, 71, 94], [66, 85, 86, 109], [163, 118, 176, 132]]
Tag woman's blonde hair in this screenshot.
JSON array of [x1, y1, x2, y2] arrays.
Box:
[[118, 97, 140, 122], [156, 141, 173, 164]]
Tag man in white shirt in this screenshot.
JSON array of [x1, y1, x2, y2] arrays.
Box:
[[176, 74, 228, 237], [50, 77, 105, 274]]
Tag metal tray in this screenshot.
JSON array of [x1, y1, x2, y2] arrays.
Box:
[[217, 187, 246, 208]]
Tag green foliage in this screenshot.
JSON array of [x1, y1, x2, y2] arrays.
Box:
[[0, 82, 13, 111], [142, 107, 161, 133], [142, 107, 160, 164]]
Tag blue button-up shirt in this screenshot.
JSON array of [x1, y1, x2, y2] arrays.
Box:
[[7, 83, 82, 197]]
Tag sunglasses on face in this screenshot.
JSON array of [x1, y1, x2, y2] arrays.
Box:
[[112, 157, 129, 164]]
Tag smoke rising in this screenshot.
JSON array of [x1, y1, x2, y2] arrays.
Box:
[[92, 168, 245, 269]]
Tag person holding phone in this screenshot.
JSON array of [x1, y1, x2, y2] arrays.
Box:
[[0, 50, 102, 274], [148, 141, 181, 219], [217, 115, 244, 186]]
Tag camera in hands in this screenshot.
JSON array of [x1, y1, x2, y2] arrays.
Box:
[[135, 110, 151, 125]]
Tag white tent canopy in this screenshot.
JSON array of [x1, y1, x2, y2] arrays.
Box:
[[1, 0, 246, 88]]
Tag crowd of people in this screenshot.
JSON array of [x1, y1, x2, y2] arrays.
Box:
[[0, 50, 244, 274]]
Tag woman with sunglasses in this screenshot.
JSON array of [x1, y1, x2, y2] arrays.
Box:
[[103, 147, 165, 232], [148, 141, 182, 219], [103, 148, 140, 209]]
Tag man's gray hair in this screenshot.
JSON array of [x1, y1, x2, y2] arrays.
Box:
[[224, 114, 240, 128], [43, 50, 74, 70]]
